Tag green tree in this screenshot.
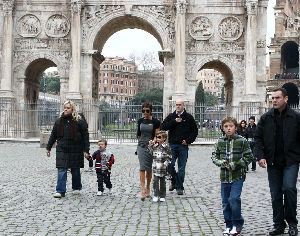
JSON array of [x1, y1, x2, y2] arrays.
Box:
[[195, 81, 218, 106], [195, 81, 205, 103], [130, 88, 163, 105], [40, 74, 60, 94]]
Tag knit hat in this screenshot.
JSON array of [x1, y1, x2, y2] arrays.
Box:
[[249, 116, 255, 121]]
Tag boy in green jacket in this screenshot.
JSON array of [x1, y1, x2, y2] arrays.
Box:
[[212, 117, 253, 236]]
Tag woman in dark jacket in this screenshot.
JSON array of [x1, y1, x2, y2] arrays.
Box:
[[46, 100, 90, 198]]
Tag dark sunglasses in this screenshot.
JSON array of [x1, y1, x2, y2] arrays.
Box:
[[156, 136, 162, 139], [142, 109, 151, 113]]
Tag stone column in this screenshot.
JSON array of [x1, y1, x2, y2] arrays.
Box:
[[173, 0, 187, 99], [0, 0, 14, 98], [245, 0, 258, 95], [67, 0, 83, 100]]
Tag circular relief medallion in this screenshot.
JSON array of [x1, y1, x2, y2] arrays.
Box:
[[16, 14, 41, 38], [189, 16, 213, 40], [218, 16, 243, 41], [45, 14, 70, 38]]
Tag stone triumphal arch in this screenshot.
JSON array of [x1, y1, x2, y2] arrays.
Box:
[[0, 0, 269, 137]]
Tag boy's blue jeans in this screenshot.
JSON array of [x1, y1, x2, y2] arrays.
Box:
[[56, 168, 82, 193], [221, 177, 245, 230]]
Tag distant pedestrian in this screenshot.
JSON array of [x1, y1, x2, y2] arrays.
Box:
[[161, 99, 198, 195], [237, 120, 247, 138], [211, 117, 253, 236], [46, 100, 90, 198], [148, 131, 172, 203], [246, 116, 256, 171], [136, 102, 161, 200], [254, 87, 300, 236], [91, 139, 115, 196]]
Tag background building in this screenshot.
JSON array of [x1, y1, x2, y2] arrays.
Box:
[[197, 69, 225, 100], [98, 57, 138, 103], [268, 0, 300, 106], [137, 69, 164, 93]]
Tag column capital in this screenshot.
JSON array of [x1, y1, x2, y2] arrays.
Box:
[[3, 0, 14, 15], [245, 0, 258, 15], [175, 0, 187, 14], [158, 50, 174, 64], [70, 0, 83, 14]]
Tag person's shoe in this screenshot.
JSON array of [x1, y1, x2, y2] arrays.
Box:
[[152, 196, 158, 202], [97, 191, 103, 196], [223, 227, 230, 235], [108, 188, 112, 195], [269, 227, 285, 235], [169, 183, 175, 191], [177, 189, 184, 195], [159, 198, 165, 202], [229, 226, 237, 235], [251, 169, 256, 171], [73, 190, 81, 194], [288, 225, 298, 236], [88, 167, 93, 172], [53, 192, 65, 198]]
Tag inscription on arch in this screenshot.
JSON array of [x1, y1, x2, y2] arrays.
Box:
[[189, 16, 213, 40], [46, 15, 70, 38], [218, 16, 243, 41], [17, 14, 41, 38]]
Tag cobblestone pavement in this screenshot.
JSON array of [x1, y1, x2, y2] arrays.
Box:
[[0, 142, 299, 236]]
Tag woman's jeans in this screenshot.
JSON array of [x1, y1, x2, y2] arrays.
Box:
[[56, 168, 82, 193], [168, 144, 189, 191], [221, 178, 245, 229], [267, 164, 299, 228]]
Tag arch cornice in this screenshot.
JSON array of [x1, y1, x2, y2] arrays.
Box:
[[14, 52, 69, 79], [83, 9, 172, 52]]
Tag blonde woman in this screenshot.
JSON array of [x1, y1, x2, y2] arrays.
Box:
[[46, 100, 90, 198]]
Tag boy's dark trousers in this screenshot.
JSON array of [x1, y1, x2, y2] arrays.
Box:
[[97, 171, 112, 192], [153, 175, 166, 198], [89, 159, 93, 168]]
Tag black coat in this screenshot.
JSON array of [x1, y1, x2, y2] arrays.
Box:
[[47, 115, 90, 168], [254, 106, 300, 166], [161, 109, 198, 144]]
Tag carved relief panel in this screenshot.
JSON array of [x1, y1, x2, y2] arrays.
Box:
[[189, 16, 213, 40], [16, 14, 41, 37], [218, 17, 243, 41], [45, 14, 70, 38]]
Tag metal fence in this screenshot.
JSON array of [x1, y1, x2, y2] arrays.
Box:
[[0, 98, 275, 142]]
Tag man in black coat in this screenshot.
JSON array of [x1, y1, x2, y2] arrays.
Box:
[[254, 88, 300, 236], [47, 101, 90, 198], [161, 99, 198, 195]]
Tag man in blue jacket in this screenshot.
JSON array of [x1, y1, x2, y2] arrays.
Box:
[[254, 87, 300, 236], [161, 99, 198, 195]]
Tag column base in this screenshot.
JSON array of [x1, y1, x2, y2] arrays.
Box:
[[66, 92, 82, 100], [0, 90, 14, 98]]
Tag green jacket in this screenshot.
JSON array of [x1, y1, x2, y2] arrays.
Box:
[[211, 134, 254, 183]]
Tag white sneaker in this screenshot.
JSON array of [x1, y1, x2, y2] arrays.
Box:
[[97, 191, 103, 196], [159, 198, 166, 202], [53, 192, 64, 198], [152, 196, 158, 202], [223, 227, 230, 235], [230, 226, 238, 235], [73, 190, 81, 194]]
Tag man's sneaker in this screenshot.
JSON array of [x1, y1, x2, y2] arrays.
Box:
[[53, 192, 65, 198], [177, 189, 184, 195], [97, 191, 103, 196], [269, 227, 285, 235], [73, 190, 81, 194], [160, 198, 165, 202], [223, 227, 230, 235], [152, 196, 158, 202], [288, 225, 298, 236], [169, 183, 175, 191]]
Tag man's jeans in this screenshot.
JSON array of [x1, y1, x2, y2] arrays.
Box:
[[267, 164, 299, 228], [56, 168, 82, 193], [168, 144, 188, 191], [221, 178, 245, 229]]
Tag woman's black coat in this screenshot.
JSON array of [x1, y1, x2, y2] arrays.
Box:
[[46, 115, 90, 168]]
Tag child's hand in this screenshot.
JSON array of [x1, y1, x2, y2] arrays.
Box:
[[221, 160, 230, 169], [163, 160, 169, 166], [149, 140, 155, 145]]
